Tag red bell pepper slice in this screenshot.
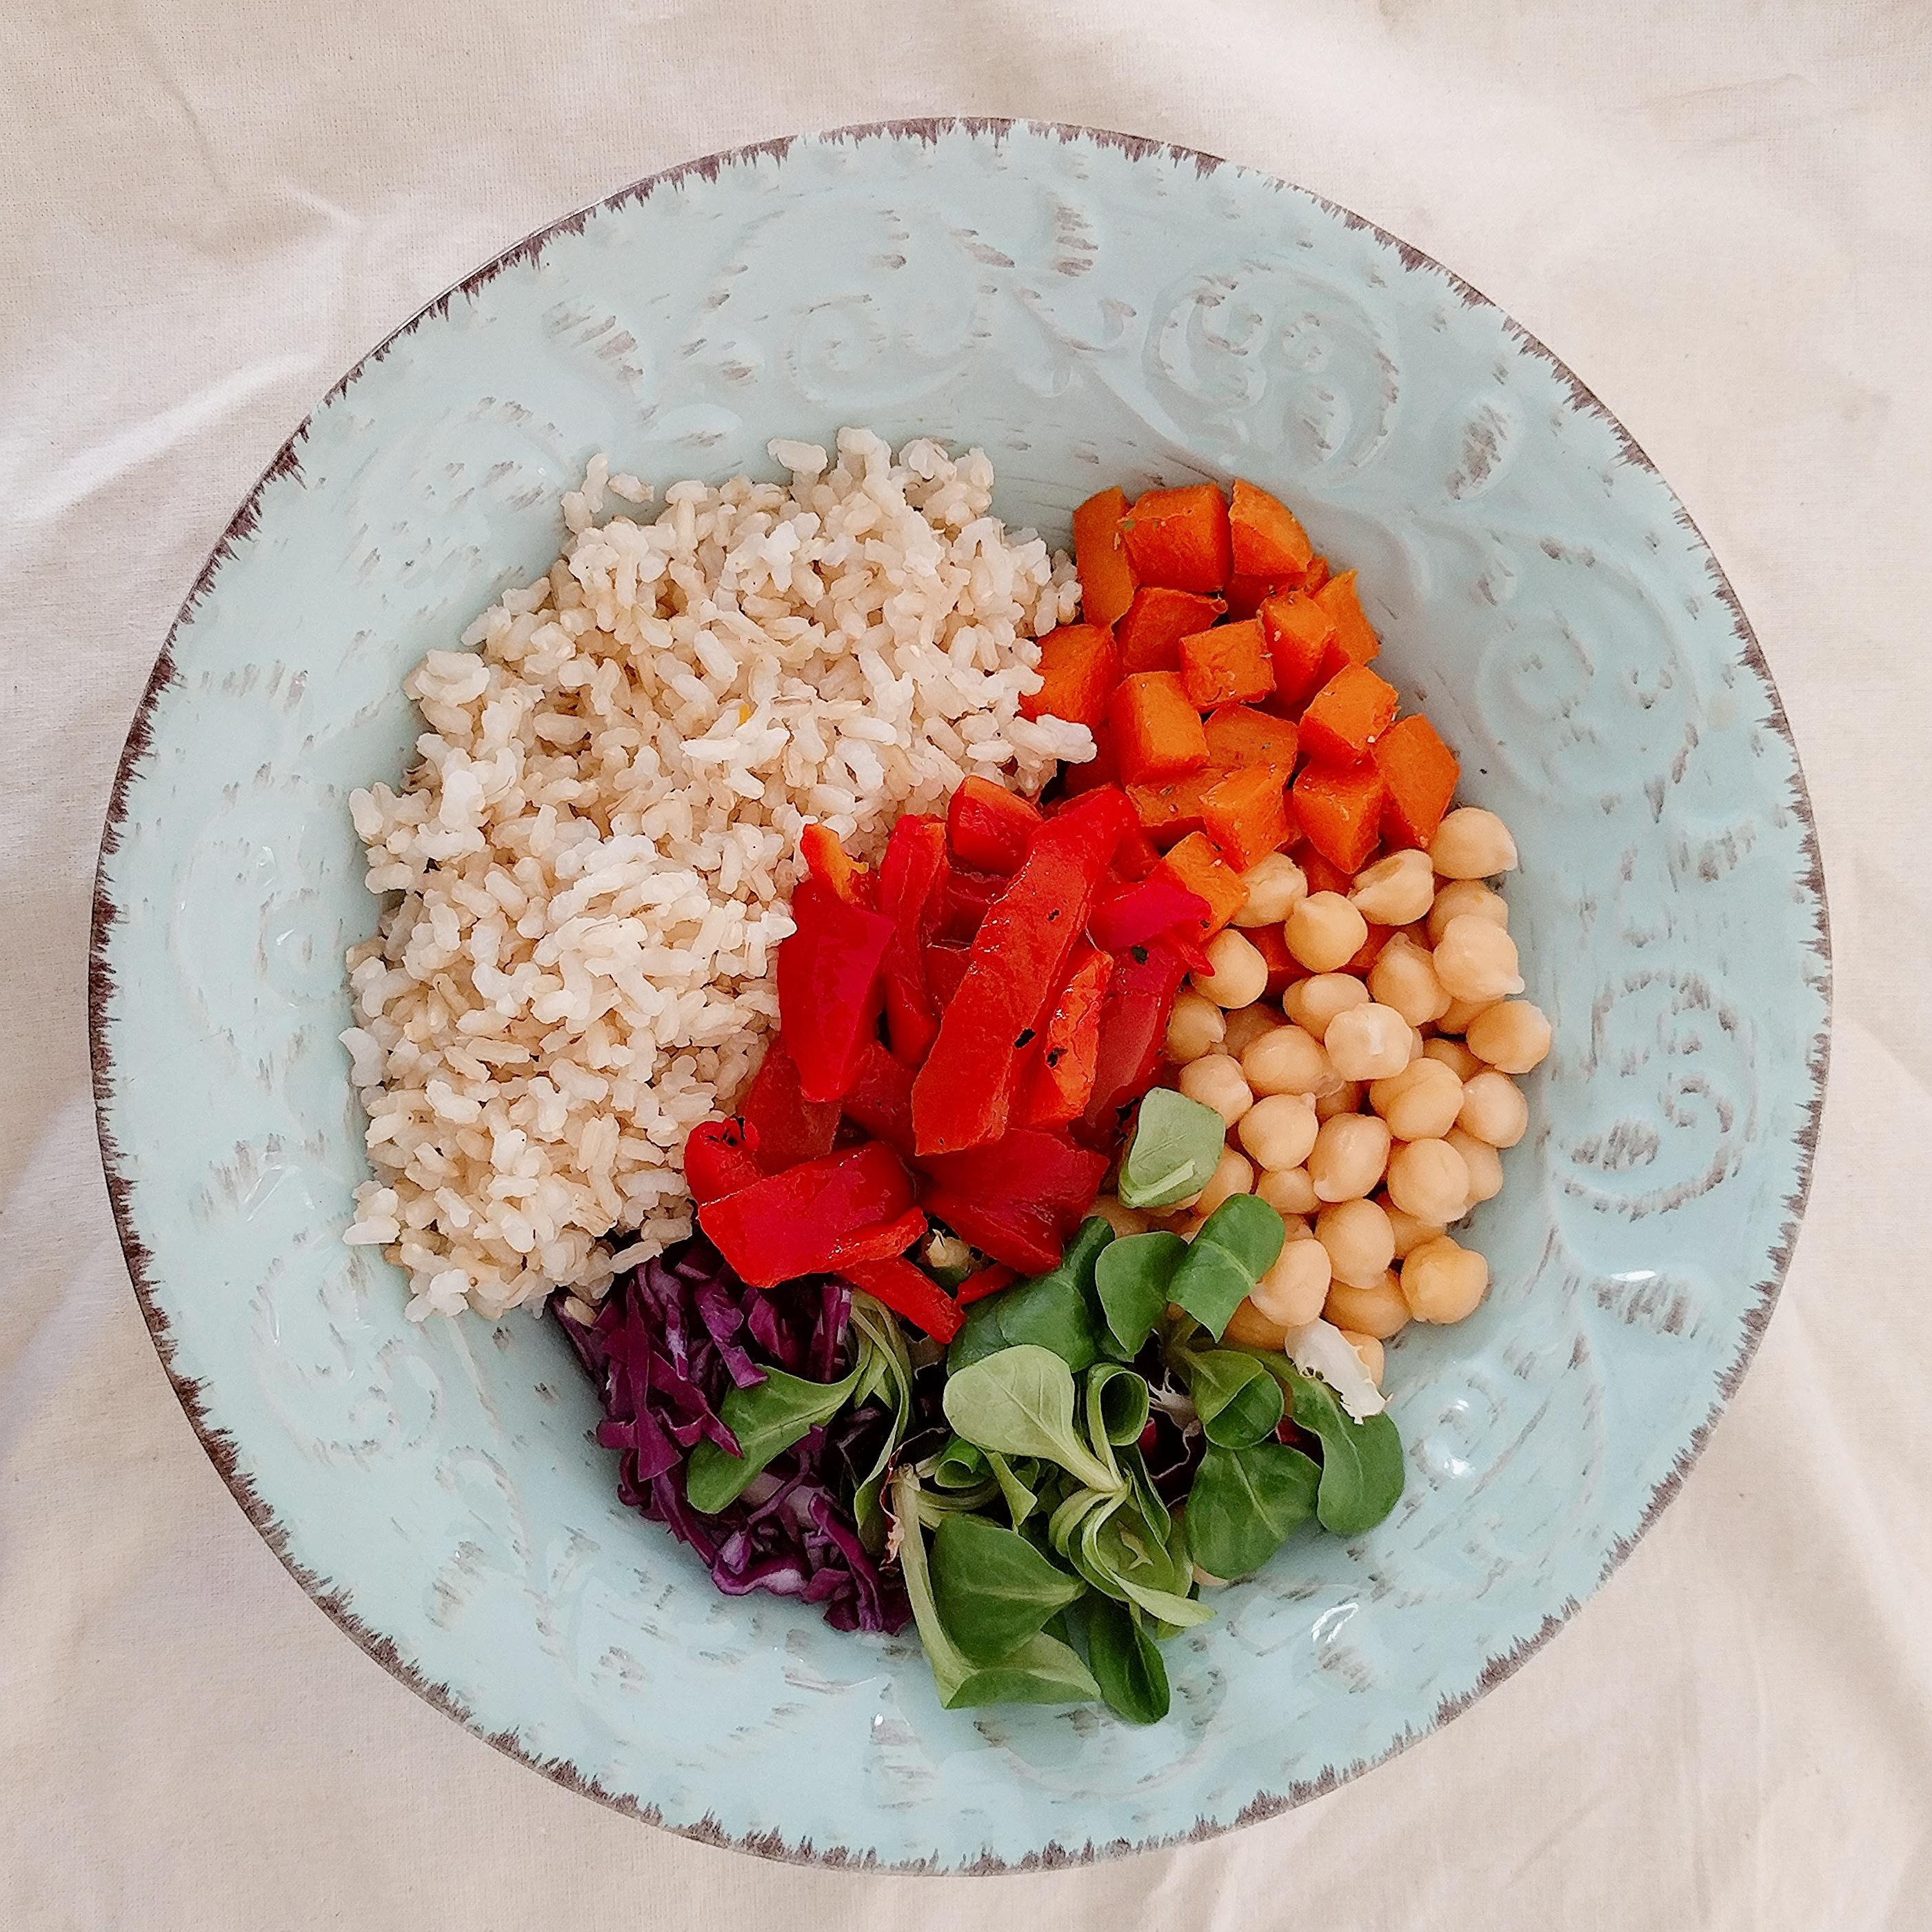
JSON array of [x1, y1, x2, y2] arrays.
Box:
[[698, 1143, 914, 1289], [919, 1128, 1109, 1274], [924, 943, 972, 1007], [1087, 878, 1211, 952], [841, 1038, 916, 1159], [1110, 817, 1163, 882], [775, 878, 895, 1105], [799, 822, 874, 907], [877, 814, 947, 1065], [1080, 932, 1192, 1144], [826, 1205, 928, 1269], [931, 861, 1009, 945], [683, 1118, 763, 1204], [911, 789, 1133, 1156], [956, 1261, 1019, 1305], [1014, 944, 1111, 1129], [946, 776, 1043, 875], [838, 1254, 964, 1343], [739, 1039, 841, 1171]]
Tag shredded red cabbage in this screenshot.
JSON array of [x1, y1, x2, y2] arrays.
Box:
[[559, 1238, 909, 1635]]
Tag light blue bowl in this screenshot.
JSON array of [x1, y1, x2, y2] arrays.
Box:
[[91, 121, 1830, 1870]]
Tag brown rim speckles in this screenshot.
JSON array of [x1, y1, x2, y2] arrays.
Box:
[[88, 117, 1832, 1874]]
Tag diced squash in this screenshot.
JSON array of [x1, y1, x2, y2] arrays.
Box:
[[1296, 847, 1354, 898], [1178, 618, 1273, 710], [1112, 816, 1164, 880], [1258, 591, 1338, 711], [1116, 586, 1226, 674], [1373, 713, 1460, 849], [1229, 480, 1315, 581], [1061, 721, 1119, 796], [1293, 762, 1385, 874], [1127, 769, 1221, 846], [1153, 832, 1247, 937], [1223, 574, 1291, 621], [1314, 570, 1379, 669], [1300, 664, 1400, 766], [1120, 485, 1234, 594], [1302, 556, 1331, 594], [1072, 487, 1137, 627], [1201, 765, 1294, 873], [1204, 703, 1298, 772], [1247, 920, 1302, 996], [1020, 622, 1119, 729], [1109, 672, 1209, 785], [1342, 921, 1391, 976]]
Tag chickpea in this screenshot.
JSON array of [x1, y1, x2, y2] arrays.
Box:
[[1194, 1146, 1257, 1216], [1435, 994, 1490, 1036], [1335, 1327, 1386, 1387], [1089, 1194, 1151, 1238], [1400, 1236, 1490, 1323], [1285, 892, 1368, 972], [1165, 987, 1227, 1064], [1314, 1078, 1366, 1121], [1368, 932, 1451, 1026], [1249, 1234, 1333, 1327], [1323, 1269, 1409, 1340], [1446, 1128, 1504, 1207], [1422, 1036, 1482, 1079], [1382, 1198, 1446, 1260], [1433, 915, 1525, 1004], [1193, 927, 1269, 1009], [1349, 847, 1436, 925], [1257, 1165, 1320, 1218], [1233, 852, 1307, 927], [1427, 878, 1509, 946], [1316, 1197, 1396, 1288], [1458, 1070, 1529, 1148], [1385, 1136, 1471, 1224], [1222, 1298, 1290, 1350], [1466, 999, 1553, 1075], [1177, 1053, 1254, 1127], [1429, 806, 1519, 879], [1241, 1023, 1335, 1098], [1368, 1056, 1465, 1141], [1238, 1092, 1321, 1171], [1323, 1002, 1413, 1082], [1308, 1112, 1391, 1202], [1283, 972, 1371, 1041], [1221, 1002, 1280, 1058]]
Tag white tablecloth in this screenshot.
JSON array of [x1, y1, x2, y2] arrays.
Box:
[[5, 4, 1926, 1925]]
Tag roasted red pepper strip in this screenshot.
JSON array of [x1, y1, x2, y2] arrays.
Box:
[[911, 788, 1133, 1156], [776, 878, 895, 1104], [1087, 878, 1211, 952], [838, 1254, 964, 1343], [931, 860, 1008, 945], [956, 1261, 1019, 1305], [1014, 944, 1111, 1129], [877, 814, 947, 1065], [947, 776, 1042, 875], [1080, 933, 1191, 1143], [698, 1143, 914, 1289], [799, 822, 874, 907], [826, 1205, 928, 1269], [683, 1119, 763, 1203], [739, 1039, 840, 1171], [919, 1128, 1109, 1274], [841, 1038, 916, 1159], [924, 943, 972, 1007]]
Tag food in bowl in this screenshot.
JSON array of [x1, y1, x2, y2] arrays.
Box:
[[343, 432, 1549, 1724]]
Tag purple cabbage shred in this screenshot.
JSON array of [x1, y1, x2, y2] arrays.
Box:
[[559, 1237, 909, 1636]]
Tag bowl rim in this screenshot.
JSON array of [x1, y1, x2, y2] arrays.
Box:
[[88, 115, 1833, 1873]]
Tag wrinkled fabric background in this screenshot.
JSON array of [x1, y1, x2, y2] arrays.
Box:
[[3, 3, 1928, 1926]]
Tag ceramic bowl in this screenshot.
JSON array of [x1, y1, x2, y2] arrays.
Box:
[[91, 121, 1829, 1871]]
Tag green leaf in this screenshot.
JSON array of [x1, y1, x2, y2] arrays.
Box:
[[1085, 1596, 1171, 1724], [1118, 1087, 1228, 1210], [1120, 1443, 1172, 1543], [932, 1436, 989, 1490], [1187, 1349, 1286, 1448], [1169, 1194, 1287, 1338], [1088, 1362, 1152, 1447], [1094, 1231, 1185, 1358], [1185, 1441, 1321, 1580], [930, 1513, 1086, 1663], [943, 1345, 1123, 1493], [941, 1631, 1103, 1709], [683, 1356, 865, 1514], [986, 1451, 1039, 1528], [1285, 1367, 1407, 1536], [946, 1218, 1114, 1376]]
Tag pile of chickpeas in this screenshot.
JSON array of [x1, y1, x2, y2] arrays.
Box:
[[1100, 806, 1551, 1392]]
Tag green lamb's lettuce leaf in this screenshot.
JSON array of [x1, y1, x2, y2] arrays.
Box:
[[1167, 1194, 1287, 1338], [1094, 1231, 1185, 1358], [1116, 1087, 1229, 1210]]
